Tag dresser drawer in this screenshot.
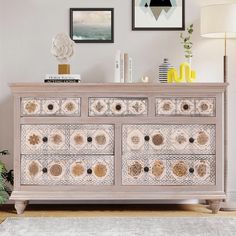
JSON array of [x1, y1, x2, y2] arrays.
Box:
[[21, 155, 114, 186], [122, 154, 215, 186], [21, 124, 114, 155], [21, 97, 81, 116], [123, 124, 215, 155], [156, 97, 215, 116], [89, 97, 148, 116]]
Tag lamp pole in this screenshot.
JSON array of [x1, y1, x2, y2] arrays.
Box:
[[224, 34, 228, 206]]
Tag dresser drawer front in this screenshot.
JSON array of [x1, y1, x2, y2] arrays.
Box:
[[89, 97, 148, 116], [21, 124, 114, 155], [156, 97, 216, 116], [123, 124, 215, 155], [21, 155, 114, 185], [21, 98, 81, 116], [122, 154, 215, 186]]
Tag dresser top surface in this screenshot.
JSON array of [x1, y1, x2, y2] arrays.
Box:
[[9, 82, 228, 94]]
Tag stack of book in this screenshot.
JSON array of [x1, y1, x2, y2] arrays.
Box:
[[114, 50, 133, 83], [44, 74, 81, 83]]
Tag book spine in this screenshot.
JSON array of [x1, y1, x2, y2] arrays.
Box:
[[128, 57, 133, 83], [45, 74, 81, 80], [44, 79, 79, 83], [124, 53, 129, 83], [120, 52, 125, 83], [114, 50, 121, 83]]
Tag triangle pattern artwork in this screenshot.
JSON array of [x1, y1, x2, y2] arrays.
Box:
[[134, 0, 184, 30], [149, 0, 172, 7], [140, 0, 178, 21]]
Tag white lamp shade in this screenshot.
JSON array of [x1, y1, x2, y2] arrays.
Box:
[[201, 4, 236, 38]]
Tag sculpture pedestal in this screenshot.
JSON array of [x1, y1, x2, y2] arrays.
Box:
[[58, 64, 70, 74]]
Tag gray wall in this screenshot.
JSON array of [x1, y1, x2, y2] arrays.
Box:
[[1, 0, 236, 201]]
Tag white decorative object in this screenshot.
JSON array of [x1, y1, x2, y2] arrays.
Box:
[[114, 50, 133, 83], [51, 33, 75, 63], [141, 76, 149, 83], [114, 50, 121, 83]]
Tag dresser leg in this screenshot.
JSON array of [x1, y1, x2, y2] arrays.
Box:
[[15, 200, 28, 214], [209, 200, 221, 214]]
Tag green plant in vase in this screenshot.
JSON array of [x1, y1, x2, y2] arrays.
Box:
[[180, 24, 194, 64], [168, 24, 196, 83], [0, 150, 14, 204]]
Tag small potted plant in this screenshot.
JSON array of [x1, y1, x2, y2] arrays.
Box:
[[168, 24, 196, 83], [0, 150, 13, 204], [180, 24, 194, 64]]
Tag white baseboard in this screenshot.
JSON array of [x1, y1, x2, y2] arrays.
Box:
[[221, 191, 236, 211], [226, 191, 236, 202]]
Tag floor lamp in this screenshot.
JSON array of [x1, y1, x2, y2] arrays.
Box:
[[201, 3, 236, 211]]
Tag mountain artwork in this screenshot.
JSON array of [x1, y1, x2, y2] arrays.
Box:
[[133, 0, 184, 30]]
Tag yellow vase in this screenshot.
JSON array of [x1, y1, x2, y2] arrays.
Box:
[[167, 62, 196, 83]]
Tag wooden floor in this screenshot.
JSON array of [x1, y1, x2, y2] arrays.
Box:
[[1, 204, 236, 223]]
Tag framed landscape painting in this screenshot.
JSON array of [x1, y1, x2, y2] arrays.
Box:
[[70, 8, 114, 43], [132, 0, 185, 30]]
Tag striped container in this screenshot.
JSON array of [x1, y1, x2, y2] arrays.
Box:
[[159, 58, 173, 83]]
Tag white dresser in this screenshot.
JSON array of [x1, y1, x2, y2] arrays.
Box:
[[9, 83, 227, 214]]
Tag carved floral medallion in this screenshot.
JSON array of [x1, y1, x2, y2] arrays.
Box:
[[70, 131, 87, 150], [150, 131, 165, 150], [49, 130, 65, 149], [26, 160, 42, 179], [194, 160, 210, 179], [151, 160, 165, 178], [127, 130, 144, 150], [61, 99, 79, 114], [93, 162, 108, 178], [91, 100, 108, 115], [129, 100, 146, 114], [25, 101, 39, 114], [70, 161, 85, 178], [128, 161, 143, 178], [172, 161, 188, 178]]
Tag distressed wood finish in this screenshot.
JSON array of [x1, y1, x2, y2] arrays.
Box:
[[9, 83, 227, 214]]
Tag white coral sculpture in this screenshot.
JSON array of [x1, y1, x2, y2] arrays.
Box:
[[51, 33, 75, 63]]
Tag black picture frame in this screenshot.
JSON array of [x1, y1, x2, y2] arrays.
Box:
[[132, 0, 185, 31], [70, 8, 114, 43]]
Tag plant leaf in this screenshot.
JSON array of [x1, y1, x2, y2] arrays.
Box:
[[188, 29, 193, 34], [184, 45, 191, 49], [0, 191, 8, 204]]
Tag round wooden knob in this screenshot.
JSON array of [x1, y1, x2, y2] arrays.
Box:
[[144, 167, 149, 172], [87, 168, 92, 174], [183, 104, 189, 110], [189, 137, 195, 143], [47, 104, 54, 110], [87, 137, 93, 143], [42, 167, 48, 173], [115, 104, 122, 111], [42, 137, 48, 143], [189, 168, 194, 173], [144, 136, 150, 141]]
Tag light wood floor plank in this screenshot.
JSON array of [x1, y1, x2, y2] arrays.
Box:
[[1, 204, 236, 223]]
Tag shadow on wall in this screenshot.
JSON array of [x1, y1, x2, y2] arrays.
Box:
[[83, 63, 113, 83], [0, 96, 14, 170]]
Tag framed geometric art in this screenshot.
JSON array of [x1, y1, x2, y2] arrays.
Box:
[[132, 0, 185, 31], [70, 8, 114, 43]]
